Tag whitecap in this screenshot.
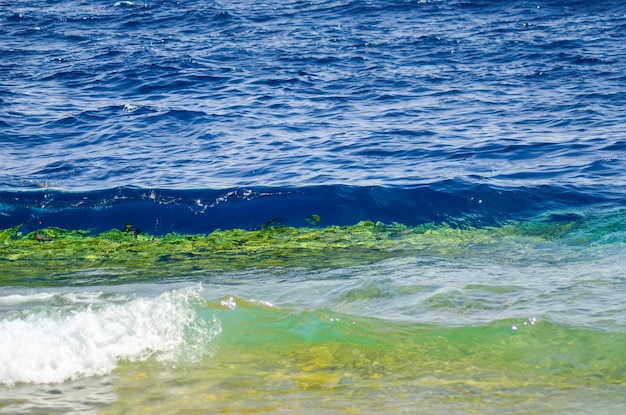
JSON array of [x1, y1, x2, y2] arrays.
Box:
[[122, 103, 139, 113], [0, 286, 220, 386]]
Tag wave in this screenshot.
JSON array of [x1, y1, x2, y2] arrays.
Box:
[[0, 285, 217, 386], [1, 183, 623, 236], [1, 285, 624, 387], [2, 183, 625, 290]]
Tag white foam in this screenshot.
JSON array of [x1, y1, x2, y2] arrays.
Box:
[[0, 292, 56, 305], [0, 286, 219, 386]]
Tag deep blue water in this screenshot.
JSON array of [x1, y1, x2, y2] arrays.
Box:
[[0, 184, 620, 235], [2, 0, 626, 232]]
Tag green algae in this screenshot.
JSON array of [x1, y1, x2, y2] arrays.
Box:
[[0, 215, 606, 286]]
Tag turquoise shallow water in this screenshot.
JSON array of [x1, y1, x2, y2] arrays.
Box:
[[1, 267, 626, 413]]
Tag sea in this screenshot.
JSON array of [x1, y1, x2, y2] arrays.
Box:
[[1, 0, 626, 413]]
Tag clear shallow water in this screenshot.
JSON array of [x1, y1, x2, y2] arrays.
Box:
[[1, 261, 626, 414], [1, 0, 626, 413]]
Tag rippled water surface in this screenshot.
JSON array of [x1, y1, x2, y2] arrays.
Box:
[[2, 0, 625, 190]]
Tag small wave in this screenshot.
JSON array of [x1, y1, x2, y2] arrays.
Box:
[[0, 183, 623, 236], [0, 286, 219, 386]]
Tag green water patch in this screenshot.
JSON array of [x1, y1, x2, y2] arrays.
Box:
[[1, 211, 624, 286], [103, 299, 626, 414], [207, 299, 626, 387]]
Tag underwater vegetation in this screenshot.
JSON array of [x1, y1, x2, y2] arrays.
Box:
[[1, 211, 614, 287]]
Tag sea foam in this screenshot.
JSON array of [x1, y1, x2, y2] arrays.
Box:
[[0, 286, 218, 386]]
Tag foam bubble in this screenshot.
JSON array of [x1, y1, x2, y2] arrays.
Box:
[[0, 286, 219, 386]]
